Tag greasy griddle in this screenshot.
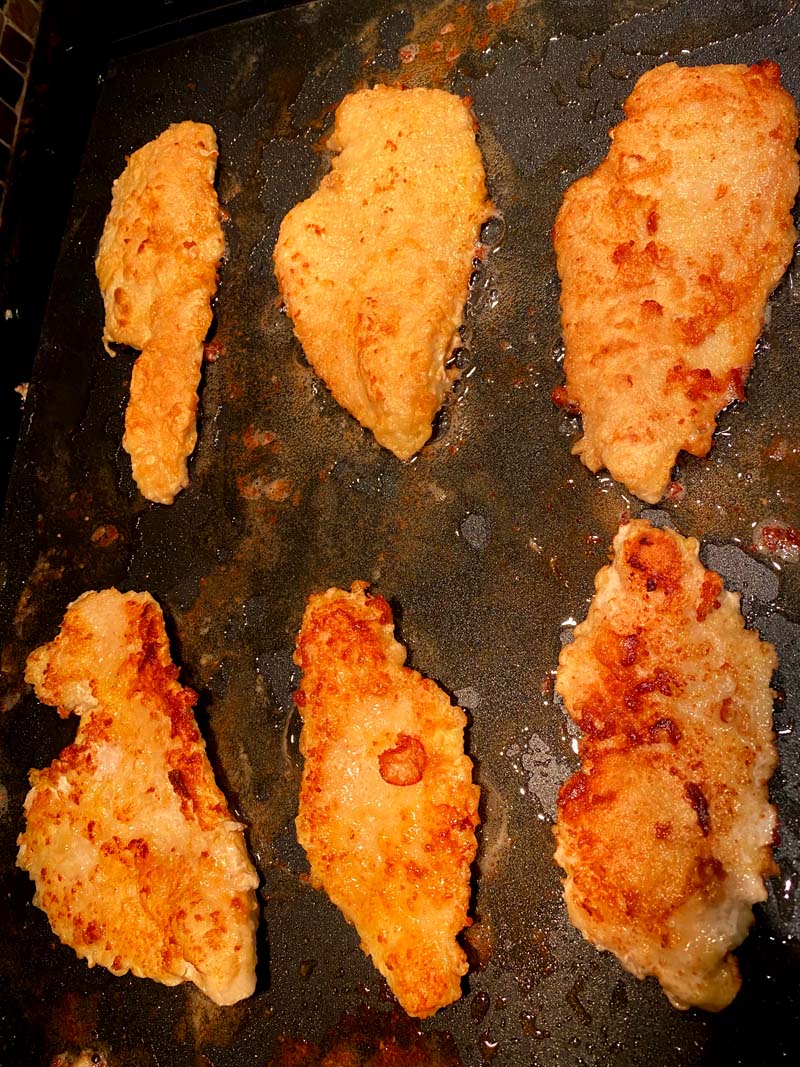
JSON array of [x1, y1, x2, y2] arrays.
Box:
[[1, 0, 799, 1063]]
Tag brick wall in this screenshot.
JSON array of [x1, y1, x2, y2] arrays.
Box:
[[0, 0, 41, 220]]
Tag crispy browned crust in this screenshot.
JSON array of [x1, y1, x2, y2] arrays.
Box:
[[274, 86, 492, 459], [294, 582, 480, 1017], [18, 589, 258, 1005], [95, 122, 224, 504], [554, 61, 799, 502], [554, 521, 778, 1010]]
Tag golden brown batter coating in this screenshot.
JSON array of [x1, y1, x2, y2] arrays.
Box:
[[294, 582, 480, 1017], [18, 589, 258, 1005], [554, 62, 799, 503], [96, 122, 224, 504], [555, 521, 778, 1010], [274, 86, 492, 459]]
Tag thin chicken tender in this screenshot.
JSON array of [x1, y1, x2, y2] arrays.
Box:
[[96, 122, 224, 504], [274, 85, 492, 459], [554, 520, 778, 1010], [18, 589, 259, 1005], [554, 61, 799, 503], [293, 582, 479, 1017]]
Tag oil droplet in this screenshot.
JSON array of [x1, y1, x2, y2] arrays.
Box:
[[577, 52, 603, 90], [551, 81, 577, 107], [521, 1014, 550, 1040], [471, 990, 491, 1022], [447, 346, 470, 369], [479, 1034, 499, 1061], [480, 214, 506, 250], [609, 978, 628, 1013], [567, 978, 592, 1024], [282, 705, 303, 768]]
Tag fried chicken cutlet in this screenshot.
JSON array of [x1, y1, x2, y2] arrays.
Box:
[[18, 590, 259, 1005], [293, 582, 480, 1017], [553, 61, 799, 503], [274, 86, 492, 459], [554, 520, 778, 1010], [96, 122, 224, 504]]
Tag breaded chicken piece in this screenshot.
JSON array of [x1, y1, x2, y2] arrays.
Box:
[[274, 86, 492, 459], [95, 122, 224, 504], [18, 590, 258, 1005], [554, 520, 778, 1010], [553, 62, 799, 503], [293, 582, 479, 1017]]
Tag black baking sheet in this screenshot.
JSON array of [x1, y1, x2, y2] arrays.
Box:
[[1, 0, 799, 1064]]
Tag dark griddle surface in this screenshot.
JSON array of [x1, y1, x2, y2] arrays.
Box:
[[1, 1, 799, 1064]]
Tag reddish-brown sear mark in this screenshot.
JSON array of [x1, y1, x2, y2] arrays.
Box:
[[685, 782, 711, 837], [367, 594, 393, 626], [624, 532, 681, 596], [84, 921, 102, 944], [612, 240, 635, 264], [624, 671, 678, 711], [697, 572, 723, 622], [697, 855, 726, 883], [648, 717, 682, 745], [127, 838, 149, 859], [559, 772, 589, 808], [169, 768, 189, 799], [619, 633, 639, 667]]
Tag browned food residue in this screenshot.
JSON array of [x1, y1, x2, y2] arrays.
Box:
[[90, 525, 120, 547], [551, 384, 581, 415], [203, 338, 226, 363], [754, 519, 800, 563], [271, 1005, 463, 1065], [378, 734, 428, 786]]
